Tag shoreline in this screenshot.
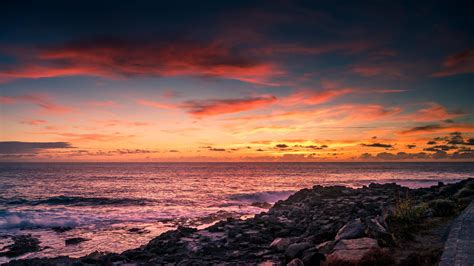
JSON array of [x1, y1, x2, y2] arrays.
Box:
[[3, 178, 474, 265]]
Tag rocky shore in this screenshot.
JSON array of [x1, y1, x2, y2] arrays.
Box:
[[4, 178, 474, 265]]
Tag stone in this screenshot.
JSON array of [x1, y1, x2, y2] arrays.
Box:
[[270, 237, 291, 251], [0, 234, 40, 257], [285, 242, 313, 259], [327, 237, 379, 263], [335, 218, 366, 240], [65, 237, 88, 245], [287, 258, 304, 266], [51, 226, 73, 233], [301, 247, 325, 266], [316, 240, 336, 254]]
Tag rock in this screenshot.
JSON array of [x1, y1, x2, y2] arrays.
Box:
[[335, 218, 366, 240], [285, 242, 313, 259], [270, 237, 291, 251], [301, 247, 325, 265], [51, 226, 73, 233], [327, 237, 379, 263], [364, 217, 394, 246], [128, 227, 150, 234], [65, 237, 88, 245], [0, 234, 40, 257], [287, 258, 304, 266], [316, 240, 335, 254]]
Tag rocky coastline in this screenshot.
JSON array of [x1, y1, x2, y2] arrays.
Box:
[[4, 178, 474, 265]]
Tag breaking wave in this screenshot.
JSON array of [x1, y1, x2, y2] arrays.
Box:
[[228, 190, 294, 204], [0, 196, 152, 206]]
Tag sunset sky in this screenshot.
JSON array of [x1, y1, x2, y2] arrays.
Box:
[[1, 0, 473, 161]]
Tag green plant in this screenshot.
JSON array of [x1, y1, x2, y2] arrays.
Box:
[[428, 199, 456, 217], [393, 199, 425, 225]]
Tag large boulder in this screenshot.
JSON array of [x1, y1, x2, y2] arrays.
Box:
[[326, 237, 379, 263], [285, 242, 313, 259], [335, 218, 366, 240]]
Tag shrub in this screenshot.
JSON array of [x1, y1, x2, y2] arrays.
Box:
[[455, 187, 474, 198], [428, 199, 456, 217], [392, 199, 425, 225]]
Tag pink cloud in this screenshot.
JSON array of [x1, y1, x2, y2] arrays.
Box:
[[1, 94, 74, 114], [432, 48, 474, 77]]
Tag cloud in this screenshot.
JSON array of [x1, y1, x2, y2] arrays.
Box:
[[182, 95, 277, 116], [432, 48, 474, 77], [52, 132, 135, 142], [281, 88, 353, 106], [20, 119, 47, 125], [0, 37, 281, 85], [361, 143, 393, 148], [0, 94, 73, 114], [0, 141, 73, 154], [275, 144, 289, 149], [257, 40, 373, 56], [209, 148, 226, 151], [136, 99, 178, 110], [400, 123, 474, 135]]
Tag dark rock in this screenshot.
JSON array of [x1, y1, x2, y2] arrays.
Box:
[[285, 242, 313, 259], [65, 237, 88, 245], [287, 258, 304, 266], [335, 218, 366, 240], [51, 226, 73, 233], [0, 234, 40, 257], [270, 237, 291, 251], [301, 247, 325, 266]]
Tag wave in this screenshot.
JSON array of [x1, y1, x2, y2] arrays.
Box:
[[0, 211, 79, 229], [0, 195, 152, 207], [228, 190, 294, 204]]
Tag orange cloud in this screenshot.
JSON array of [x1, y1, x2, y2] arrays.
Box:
[[20, 119, 47, 125], [182, 95, 277, 116], [136, 99, 178, 110]]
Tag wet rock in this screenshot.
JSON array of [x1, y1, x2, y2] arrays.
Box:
[[51, 226, 73, 233], [285, 242, 313, 259], [270, 237, 291, 251], [128, 227, 150, 234], [65, 237, 88, 245], [327, 237, 379, 263], [287, 258, 304, 266], [0, 234, 40, 257], [335, 218, 366, 240]]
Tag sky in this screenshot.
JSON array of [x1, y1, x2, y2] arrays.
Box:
[[0, 0, 474, 162]]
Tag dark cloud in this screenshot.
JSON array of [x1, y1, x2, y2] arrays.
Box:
[[293, 144, 328, 150], [0, 141, 73, 154], [424, 145, 457, 152], [360, 143, 393, 148], [275, 144, 289, 148], [406, 144, 416, 149], [209, 148, 226, 152], [401, 124, 443, 134]]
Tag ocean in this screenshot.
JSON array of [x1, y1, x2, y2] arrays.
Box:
[[1, 162, 473, 262]]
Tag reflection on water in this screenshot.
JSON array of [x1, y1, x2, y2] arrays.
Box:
[[1, 162, 473, 262]]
